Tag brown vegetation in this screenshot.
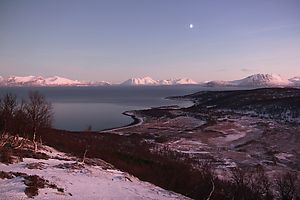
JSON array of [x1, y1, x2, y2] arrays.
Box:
[[38, 128, 300, 200]]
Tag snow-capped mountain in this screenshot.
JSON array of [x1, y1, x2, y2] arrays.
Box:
[[121, 77, 158, 85], [1, 75, 83, 86], [174, 78, 198, 85], [6, 76, 46, 86], [289, 76, 300, 86], [121, 77, 198, 85], [43, 76, 81, 86], [159, 78, 198, 85], [0, 75, 111, 86], [231, 74, 290, 87], [205, 74, 295, 87]]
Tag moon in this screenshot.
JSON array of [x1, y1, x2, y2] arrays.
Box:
[[189, 24, 194, 29]]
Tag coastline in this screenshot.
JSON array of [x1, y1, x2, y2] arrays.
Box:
[[101, 98, 195, 133], [100, 111, 144, 133]]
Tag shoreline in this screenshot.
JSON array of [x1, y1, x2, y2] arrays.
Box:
[[100, 111, 144, 133], [100, 99, 195, 133]]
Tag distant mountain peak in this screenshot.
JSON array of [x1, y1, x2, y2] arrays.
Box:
[[173, 78, 198, 85], [121, 77, 158, 85], [205, 73, 295, 87], [44, 76, 81, 85], [121, 77, 198, 85], [289, 76, 300, 86], [233, 73, 290, 86], [0, 75, 110, 86]]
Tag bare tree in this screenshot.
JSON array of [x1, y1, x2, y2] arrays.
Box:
[[13, 99, 28, 136], [24, 91, 52, 144], [0, 93, 18, 133]]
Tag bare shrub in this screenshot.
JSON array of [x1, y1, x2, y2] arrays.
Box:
[[249, 166, 273, 200], [0, 171, 14, 179], [276, 172, 299, 200], [219, 166, 275, 200], [0, 134, 25, 164], [0, 144, 13, 164]]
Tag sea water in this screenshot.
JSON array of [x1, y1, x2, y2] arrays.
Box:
[[0, 85, 205, 131]]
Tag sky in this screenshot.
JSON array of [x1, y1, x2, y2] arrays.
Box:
[[0, 0, 300, 83]]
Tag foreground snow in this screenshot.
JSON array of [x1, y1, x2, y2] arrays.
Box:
[[0, 146, 189, 200]]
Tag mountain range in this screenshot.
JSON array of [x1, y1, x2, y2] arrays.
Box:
[[120, 77, 198, 85], [206, 74, 299, 87], [0, 76, 110, 86], [0, 74, 299, 87]]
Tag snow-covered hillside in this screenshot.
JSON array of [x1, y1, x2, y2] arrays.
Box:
[[0, 144, 189, 200]]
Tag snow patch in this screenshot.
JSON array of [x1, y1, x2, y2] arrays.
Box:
[[0, 146, 189, 200]]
